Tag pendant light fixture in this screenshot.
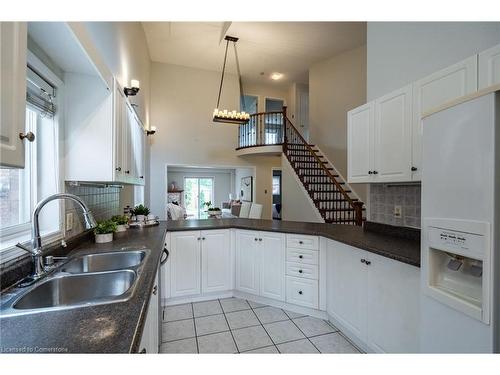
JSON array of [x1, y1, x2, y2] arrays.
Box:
[[212, 35, 249, 124]]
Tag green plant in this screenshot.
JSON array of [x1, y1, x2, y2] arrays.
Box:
[[94, 220, 117, 235], [132, 204, 150, 216], [203, 201, 212, 209], [111, 215, 129, 225], [208, 207, 220, 211]]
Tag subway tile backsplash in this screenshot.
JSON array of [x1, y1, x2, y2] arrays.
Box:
[[369, 184, 421, 228], [65, 183, 121, 238]]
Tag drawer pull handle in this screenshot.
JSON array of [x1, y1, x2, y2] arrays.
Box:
[[299, 241, 303, 244], [298, 269, 303, 273], [254, 238, 258, 241], [298, 290, 303, 295], [299, 255, 303, 259], [258, 238, 262, 241], [365, 260, 371, 266], [153, 285, 158, 295], [202, 237, 206, 240]]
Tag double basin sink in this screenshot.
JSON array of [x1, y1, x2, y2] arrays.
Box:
[[1, 250, 148, 315]]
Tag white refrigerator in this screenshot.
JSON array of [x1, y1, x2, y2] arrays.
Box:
[[421, 91, 499, 353]]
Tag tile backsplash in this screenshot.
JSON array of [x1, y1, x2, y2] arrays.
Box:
[[369, 184, 421, 228], [65, 183, 122, 238]]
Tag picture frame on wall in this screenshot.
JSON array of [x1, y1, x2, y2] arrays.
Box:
[[240, 176, 253, 202]]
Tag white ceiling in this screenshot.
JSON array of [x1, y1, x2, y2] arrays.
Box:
[[142, 22, 366, 88]]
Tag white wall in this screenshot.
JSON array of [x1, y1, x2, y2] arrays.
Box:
[[150, 62, 282, 220], [235, 167, 255, 202], [309, 45, 367, 202], [167, 167, 235, 208], [367, 22, 500, 100]]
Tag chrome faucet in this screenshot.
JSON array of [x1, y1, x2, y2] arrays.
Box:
[[16, 193, 97, 280]]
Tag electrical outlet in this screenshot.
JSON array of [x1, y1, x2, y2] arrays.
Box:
[[66, 212, 74, 231], [393, 205, 402, 218]]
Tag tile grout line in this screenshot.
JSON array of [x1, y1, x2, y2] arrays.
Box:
[[288, 316, 322, 353], [246, 299, 282, 352], [190, 303, 200, 354], [218, 299, 240, 353]]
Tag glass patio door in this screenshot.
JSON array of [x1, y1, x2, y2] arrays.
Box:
[[184, 177, 214, 219]]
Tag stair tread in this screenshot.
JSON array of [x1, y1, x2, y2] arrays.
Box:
[[313, 198, 359, 202]]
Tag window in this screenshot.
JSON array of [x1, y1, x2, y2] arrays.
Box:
[[0, 55, 62, 263], [184, 177, 214, 219]]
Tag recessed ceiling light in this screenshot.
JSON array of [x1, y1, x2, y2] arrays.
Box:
[[270, 72, 283, 80]]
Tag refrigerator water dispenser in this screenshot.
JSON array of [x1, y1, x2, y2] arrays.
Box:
[[423, 218, 490, 324]]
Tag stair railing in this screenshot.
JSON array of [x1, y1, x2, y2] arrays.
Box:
[[237, 111, 284, 149], [282, 107, 364, 226]]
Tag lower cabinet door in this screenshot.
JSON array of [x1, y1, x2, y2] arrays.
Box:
[[139, 270, 160, 353], [285, 276, 318, 309], [235, 230, 260, 295], [260, 232, 285, 301], [327, 241, 367, 341], [365, 253, 420, 353], [201, 229, 231, 293], [170, 231, 201, 298]]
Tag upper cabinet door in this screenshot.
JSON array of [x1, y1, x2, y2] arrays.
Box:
[[113, 82, 126, 181], [478, 43, 500, 90], [412, 56, 478, 180], [0, 22, 27, 168], [347, 102, 374, 183], [373, 85, 413, 182]]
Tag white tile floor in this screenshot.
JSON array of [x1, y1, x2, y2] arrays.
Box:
[[160, 298, 362, 354]]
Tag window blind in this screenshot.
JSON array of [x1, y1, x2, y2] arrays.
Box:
[[26, 66, 56, 117]]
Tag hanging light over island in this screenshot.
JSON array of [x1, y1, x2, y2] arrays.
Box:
[[212, 35, 250, 125]]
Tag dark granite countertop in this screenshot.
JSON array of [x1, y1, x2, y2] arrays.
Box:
[[0, 223, 166, 353], [166, 219, 421, 267]]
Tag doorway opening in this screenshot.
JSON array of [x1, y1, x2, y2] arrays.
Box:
[[272, 169, 282, 220]]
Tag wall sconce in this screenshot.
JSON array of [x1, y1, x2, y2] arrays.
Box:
[[124, 79, 140, 97], [146, 126, 156, 136]]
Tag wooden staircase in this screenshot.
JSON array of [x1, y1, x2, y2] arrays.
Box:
[[283, 116, 365, 225]]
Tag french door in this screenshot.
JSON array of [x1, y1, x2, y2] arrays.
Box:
[[183, 177, 214, 219]]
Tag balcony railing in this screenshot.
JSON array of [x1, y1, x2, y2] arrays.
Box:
[[237, 109, 286, 149]]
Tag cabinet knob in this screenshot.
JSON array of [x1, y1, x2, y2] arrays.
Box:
[[258, 238, 262, 242], [298, 290, 303, 295], [197, 237, 201, 241], [411, 166, 418, 171], [140, 175, 144, 179], [153, 285, 158, 295], [368, 171, 373, 175], [125, 170, 130, 174], [254, 238, 258, 241], [298, 269, 303, 273], [19, 131, 35, 142], [202, 237, 206, 240], [365, 260, 371, 266], [115, 167, 122, 172], [372, 171, 378, 175], [139, 348, 146, 354], [299, 255, 303, 259], [299, 240, 303, 244], [360, 259, 366, 263]]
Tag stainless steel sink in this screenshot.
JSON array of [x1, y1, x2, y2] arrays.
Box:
[[13, 270, 136, 310], [60, 250, 146, 274]]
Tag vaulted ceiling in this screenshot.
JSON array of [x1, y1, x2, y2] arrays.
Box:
[[142, 22, 366, 88]]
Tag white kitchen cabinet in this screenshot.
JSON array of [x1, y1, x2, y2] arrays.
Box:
[[285, 276, 319, 309], [259, 232, 285, 301], [327, 241, 367, 341], [347, 102, 374, 183], [139, 270, 160, 353], [170, 231, 201, 298], [235, 230, 260, 295], [327, 239, 420, 353], [0, 22, 27, 168], [201, 230, 232, 293], [411, 56, 477, 180], [373, 85, 413, 182], [479, 43, 500, 90], [366, 252, 420, 353]]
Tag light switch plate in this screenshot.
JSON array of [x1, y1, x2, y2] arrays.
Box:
[[393, 205, 402, 218], [66, 212, 74, 231]]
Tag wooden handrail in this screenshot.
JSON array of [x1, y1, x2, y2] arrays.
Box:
[[282, 109, 363, 226]]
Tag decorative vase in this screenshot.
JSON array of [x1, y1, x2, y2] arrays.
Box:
[[95, 233, 113, 243], [136, 215, 145, 222], [116, 224, 127, 232]]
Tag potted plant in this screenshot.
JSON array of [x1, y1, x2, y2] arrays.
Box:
[[132, 204, 150, 222], [94, 220, 117, 243], [111, 215, 129, 232]]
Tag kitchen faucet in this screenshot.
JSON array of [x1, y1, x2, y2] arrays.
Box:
[[16, 193, 97, 281]]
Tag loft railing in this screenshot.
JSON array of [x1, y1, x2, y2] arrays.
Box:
[[237, 109, 286, 149]]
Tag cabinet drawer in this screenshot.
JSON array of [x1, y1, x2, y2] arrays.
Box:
[[286, 234, 319, 250], [286, 247, 319, 265], [286, 262, 318, 280], [286, 276, 319, 309]]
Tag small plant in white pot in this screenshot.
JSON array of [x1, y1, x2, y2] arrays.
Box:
[[132, 204, 150, 222], [94, 220, 117, 243], [111, 215, 129, 232]]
